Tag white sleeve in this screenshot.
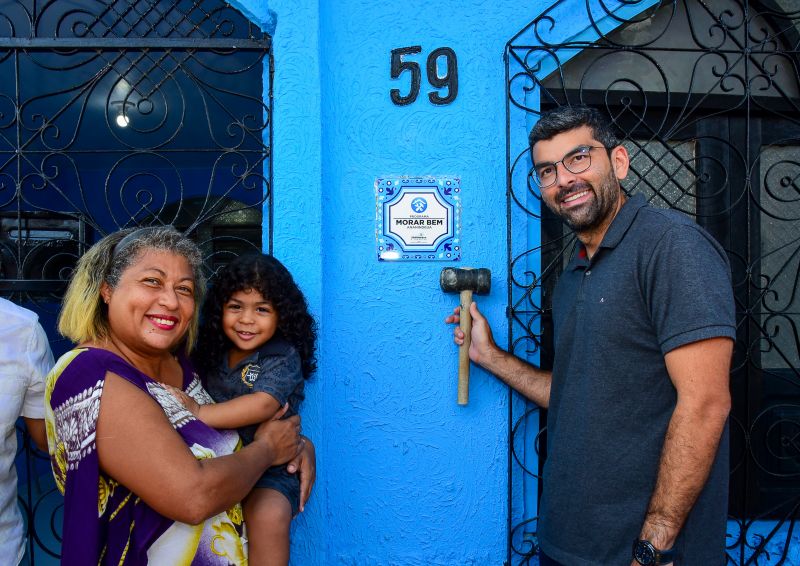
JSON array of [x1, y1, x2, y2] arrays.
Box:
[[20, 321, 54, 419]]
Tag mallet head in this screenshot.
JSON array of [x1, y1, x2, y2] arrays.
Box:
[[439, 267, 491, 295]]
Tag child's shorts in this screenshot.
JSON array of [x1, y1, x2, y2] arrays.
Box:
[[254, 465, 301, 515]]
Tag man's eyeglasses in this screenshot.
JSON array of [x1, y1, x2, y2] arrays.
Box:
[[532, 145, 607, 188]]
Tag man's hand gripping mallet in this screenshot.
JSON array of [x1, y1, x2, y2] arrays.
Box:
[[440, 267, 491, 405]]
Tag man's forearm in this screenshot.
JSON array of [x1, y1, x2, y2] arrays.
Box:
[[23, 417, 47, 452], [479, 346, 551, 407], [639, 399, 729, 550]]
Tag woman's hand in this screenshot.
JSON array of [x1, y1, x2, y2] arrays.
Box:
[[286, 436, 316, 512], [253, 405, 303, 466]]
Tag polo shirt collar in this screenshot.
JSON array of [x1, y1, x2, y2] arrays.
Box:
[[257, 334, 290, 356], [223, 334, 290, 372], [597, 192, 647, 250]]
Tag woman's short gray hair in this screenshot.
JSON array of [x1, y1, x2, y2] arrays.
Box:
[[106, 226, 205, 293]]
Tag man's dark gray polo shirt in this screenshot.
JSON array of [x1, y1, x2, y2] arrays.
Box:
[[537, 193, 736, 566]]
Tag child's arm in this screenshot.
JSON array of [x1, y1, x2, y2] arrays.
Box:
[[196, 392, 283, 429], [167, 386, 283, 429]]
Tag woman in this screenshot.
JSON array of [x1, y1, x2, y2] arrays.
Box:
[[45, 226, 315, 564]]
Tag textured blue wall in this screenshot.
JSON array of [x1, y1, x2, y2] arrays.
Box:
[[234, 0, 533, 563]]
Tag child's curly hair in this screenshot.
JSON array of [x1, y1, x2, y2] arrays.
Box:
[[193, 253, 317, 381]]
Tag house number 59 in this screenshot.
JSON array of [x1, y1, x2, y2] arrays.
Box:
[[390, 46, 458, 106]]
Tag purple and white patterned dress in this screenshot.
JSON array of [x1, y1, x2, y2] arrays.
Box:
[[45, 347, 247, 565]]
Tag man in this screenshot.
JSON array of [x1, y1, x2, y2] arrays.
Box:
[[0, 297, 53, 565], [447, 106, 735, 565]]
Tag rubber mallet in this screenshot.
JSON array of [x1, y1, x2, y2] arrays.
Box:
[[440, 267, 491, 405]]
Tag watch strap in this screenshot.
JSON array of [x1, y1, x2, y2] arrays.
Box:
[[655, 545, 675, 564]]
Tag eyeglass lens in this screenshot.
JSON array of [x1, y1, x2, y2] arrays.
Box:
[[534, 147, 594, 188]]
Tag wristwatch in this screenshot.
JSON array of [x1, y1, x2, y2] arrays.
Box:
[[632, 539, 675, 565]]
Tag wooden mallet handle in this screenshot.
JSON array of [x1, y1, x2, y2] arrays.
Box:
[[440, 266, 491, 406], [458, 289, 473, 405]]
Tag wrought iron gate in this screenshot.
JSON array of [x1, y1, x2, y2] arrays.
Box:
[[0, 1, 272, 562], [505, 1, 800, 564]]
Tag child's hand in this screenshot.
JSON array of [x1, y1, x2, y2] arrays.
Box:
[[164, 385, 201, 416]]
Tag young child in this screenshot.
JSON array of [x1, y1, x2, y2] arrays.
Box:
[[174, 253, 316, 566]]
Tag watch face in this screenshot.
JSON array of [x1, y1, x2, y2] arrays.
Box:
[[634, 541, 656, 565]]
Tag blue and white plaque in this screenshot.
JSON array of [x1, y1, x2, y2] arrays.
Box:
[[375, 176, 461, 261]]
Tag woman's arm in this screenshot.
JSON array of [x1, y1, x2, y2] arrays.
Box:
[[96, 373, 302, 524]]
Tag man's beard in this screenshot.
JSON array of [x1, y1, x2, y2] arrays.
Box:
[[551, 170, 621, 232]]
